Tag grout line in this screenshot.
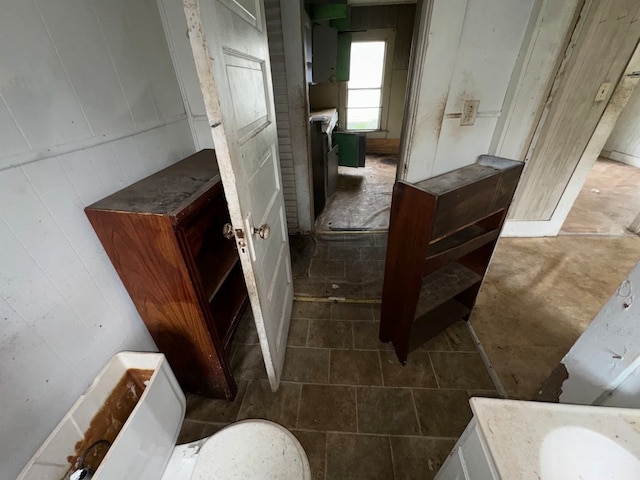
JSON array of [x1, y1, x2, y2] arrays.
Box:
[[410, 389, 423, 436], [231, 378, 482, 392], [291, 428, 459, 441], [315, 229, 388, 235], [295, 383, 303, 429], [378, 351, 385, 386], [293, 295, 382, 304], [388, 435, 397, 479], [466, 322, 509, 399], [354, 387, 359, 433], [327, 349, 332, 383], [372, 351, 384, 386], [305, 318, 311, 347], [186, 418, 233, 426], [235, 379, 251, 422], [324, 430, 329, 480], [427, 352, 441, 389], [351, 323, 356, 350]]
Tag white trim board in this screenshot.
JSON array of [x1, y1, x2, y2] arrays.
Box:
[[603, 150, 640, 168], [501, 219, 562, 237]]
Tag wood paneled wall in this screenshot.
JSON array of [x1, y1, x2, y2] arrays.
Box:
[[349, 4, 416, 70]]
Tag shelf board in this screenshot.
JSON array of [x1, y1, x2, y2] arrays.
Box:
[[197, 239, 239, 302], [209, 263, 248, 349], [415, 262, 482, 319], [409, 299, 470, 354], [423, 224, 500, 275], [223, 296, 249, 353]]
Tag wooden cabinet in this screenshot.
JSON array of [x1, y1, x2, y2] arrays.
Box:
[[380, 155, 524, 364], [85, 150, 248, 399]]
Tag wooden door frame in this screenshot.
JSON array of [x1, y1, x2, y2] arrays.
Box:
[[396, 0, 432, 181], [503, 39, 640, 237]]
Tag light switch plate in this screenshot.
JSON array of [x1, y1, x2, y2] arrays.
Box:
[[461, 100, 480, 126], [595, 82, 611, 102]]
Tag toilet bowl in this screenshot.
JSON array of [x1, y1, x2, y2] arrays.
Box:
[[163, 420, 310, 480], [17, 352, 311, 480]]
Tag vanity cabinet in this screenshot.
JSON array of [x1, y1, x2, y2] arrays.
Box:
[[85, 150, 248, 400], [435, 418, 497, 480]]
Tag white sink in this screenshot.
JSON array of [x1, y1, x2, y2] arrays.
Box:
[[540, 426, 640, 480], [468, 398, 640, 479]]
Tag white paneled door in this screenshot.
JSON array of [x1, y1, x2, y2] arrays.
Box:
[[184, 0, 293, 391]]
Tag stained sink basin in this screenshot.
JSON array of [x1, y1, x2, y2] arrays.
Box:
[[540, 426, 640, 480], [470, 398, 640, 479]]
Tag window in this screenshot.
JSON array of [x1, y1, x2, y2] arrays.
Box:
[[346, 41, 386, 131]]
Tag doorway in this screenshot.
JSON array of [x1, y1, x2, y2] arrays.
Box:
[[561, 84, 640, 236], [306, 3, 417, 234]]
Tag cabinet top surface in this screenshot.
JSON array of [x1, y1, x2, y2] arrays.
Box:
[[412, 155, 522, 196], [86, 149, 220, 216]]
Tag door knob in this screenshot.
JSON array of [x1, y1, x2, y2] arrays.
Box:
[[222, 223, 234, 239], [253, 224, 271, 239]]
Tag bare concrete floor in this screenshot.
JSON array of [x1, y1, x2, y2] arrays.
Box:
[[473, 220, 640, 398], [315, 155, 396, 232], [561, 157, 640, 236]]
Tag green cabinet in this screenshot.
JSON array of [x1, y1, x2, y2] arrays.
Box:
[[333, 132, 365, 168]]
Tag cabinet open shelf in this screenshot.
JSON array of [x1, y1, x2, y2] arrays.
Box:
[[380, 155, 524, 364], [423, 218, 502, 276], [416, 263, 482, 316], [197, 238, 239, 302], [209, 262, 249, 351]]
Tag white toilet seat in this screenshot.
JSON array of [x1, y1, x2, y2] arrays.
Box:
[[161, 420, 311, 480]]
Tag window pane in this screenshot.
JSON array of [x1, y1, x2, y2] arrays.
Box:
[[348, 42, 385, 89], [346, 108, 381, 130], [348, 89, 381, 108]]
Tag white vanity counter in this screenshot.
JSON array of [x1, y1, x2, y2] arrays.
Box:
[[436, 397, 640, 480]]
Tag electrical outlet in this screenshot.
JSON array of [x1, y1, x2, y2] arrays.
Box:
[[595, 82, 611, 102], [461, 100, 479, 126]]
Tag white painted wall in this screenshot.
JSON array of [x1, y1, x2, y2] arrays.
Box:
[[558, 262, 640, 407], [0, 0, 195, 477], [158, 0, 215, 151], [402, 0, 535, 183], [603, 82, 640, 168]]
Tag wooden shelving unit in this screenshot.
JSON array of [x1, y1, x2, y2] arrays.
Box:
[[380, 155, 524, 364], [85, 150, 248, 399]]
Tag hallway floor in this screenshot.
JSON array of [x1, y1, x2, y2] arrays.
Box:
[[561, 157, 640, 236], [315, 155, 396, 232], [470, 235, 640, 399], [178, 234, 497, 479], [471, 158, 640, 399]]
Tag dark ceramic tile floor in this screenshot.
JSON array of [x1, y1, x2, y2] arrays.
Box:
[[179, 234, 497, 479]]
